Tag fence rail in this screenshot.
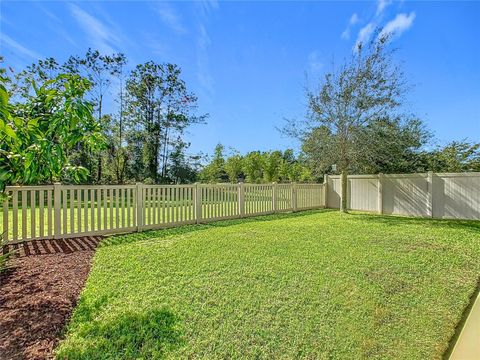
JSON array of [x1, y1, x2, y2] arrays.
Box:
[[1, 182, 326, 243]]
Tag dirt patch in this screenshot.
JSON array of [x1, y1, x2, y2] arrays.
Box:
[[0, 237, 101, 360]]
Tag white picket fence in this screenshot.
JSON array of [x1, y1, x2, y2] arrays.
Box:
[[1, 182, 326, 243], [4, 172, 476, 244], [325, 172, 480, 220]]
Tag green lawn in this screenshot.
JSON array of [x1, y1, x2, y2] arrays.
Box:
[[56, 210, 480, 359]]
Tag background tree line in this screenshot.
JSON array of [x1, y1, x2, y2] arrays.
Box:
[[1, 49, 205, 191], [198, 144, 314, 183], [198, 139, 480, 185]]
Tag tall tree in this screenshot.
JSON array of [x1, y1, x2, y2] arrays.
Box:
[[263, 151, 283, 182], [287, 33, 425, 211], [199, 144, 227, 183], [168, 138, 201, 184], [125, 62, 205, 183], [302, 117, 429, 177], [64, 49, 127, 182], [243, 151, 264, 183], [224, 153, 244, 183]]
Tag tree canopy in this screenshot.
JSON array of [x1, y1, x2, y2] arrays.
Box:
[[285, 34, 431, 211], [1, 50, 206, 187], [0, 70, 103, 193]]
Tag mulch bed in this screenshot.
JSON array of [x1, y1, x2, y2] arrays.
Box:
[[0, 237, 102, 360]]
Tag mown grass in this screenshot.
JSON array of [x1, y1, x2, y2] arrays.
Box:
[[56, 210, 480, 359]]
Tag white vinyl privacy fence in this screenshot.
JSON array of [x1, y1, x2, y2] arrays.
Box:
[[326, 172, 480, 220], [1, 182, 325, 243]]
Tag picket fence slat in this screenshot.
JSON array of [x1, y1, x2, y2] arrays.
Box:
[[2, 182, 325, 243]]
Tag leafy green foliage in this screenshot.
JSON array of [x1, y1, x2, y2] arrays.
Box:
[[242, 151, 265, 183], [224, 153, 243, 183], [198, 144, 227, 183], [57, 211, 480, 359], [199, 146, 314, 183], [419, 141, 480, 172], [0, 72, 104, 191], [167, 138, 201, 184], [124, 61, 206, 183], [6, 52, 205, 186], [64, 49, 127, 182]]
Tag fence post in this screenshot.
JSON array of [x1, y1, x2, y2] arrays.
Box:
[[238, 182, 245, 217], [136, 182, 143, 232], [292, 182, 298, 212], [378, 173, 384, 214], [195, 182, 202, 223], [272, 182, 277, 213], [427, 171, 434, 217], [53, 182, 61, 239], [2, 192, 8, 241], [323, 174, 328, 208]]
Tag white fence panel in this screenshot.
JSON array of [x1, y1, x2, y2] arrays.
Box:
[[383, 174, 429, 217], [327, 176, 341, 209], [347, 176, 379, 212], [326, 172, 480, 220], [2, 186, 54, 242], [2, 182, 325, 243], [57, 185, 137, 237], [244, 184, 274, 216], [432, 173, 480, 220], [141, 185, 196, 230], [200, 184, 239, 222], [297, 184, 325, 210], [276, 184, 293, 212]]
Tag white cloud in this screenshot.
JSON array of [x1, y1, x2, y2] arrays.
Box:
[[349, 13, 359, 25], [1, 33, 42, 60], [308, 51, 324, 74], [351, 1, 415, 50], [376, 0, 392, 16], [38, 6, 78, 48], [198, 0, 219, 16], [69, 4, 121, 54], [354, 22, 375, 49], [42, 8, 62, 23], [195, 0, 219, 101], [155, 3, 187, 34], [379, 12, 416, 39], [341, 13, 359, 40], [197, 23, 214, 98]]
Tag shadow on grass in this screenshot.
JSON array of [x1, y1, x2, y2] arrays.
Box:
[[58, 308, 183, 359], [100, 209, 336, 248], [346, 212, 480, 233]]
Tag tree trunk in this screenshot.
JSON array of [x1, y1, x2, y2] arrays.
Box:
[[340, 169, 348, 213]]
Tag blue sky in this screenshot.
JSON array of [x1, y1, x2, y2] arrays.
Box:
[[1, 0, 479, 156]]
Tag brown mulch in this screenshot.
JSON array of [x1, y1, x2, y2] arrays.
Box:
[[0, 237, 102, 360]]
